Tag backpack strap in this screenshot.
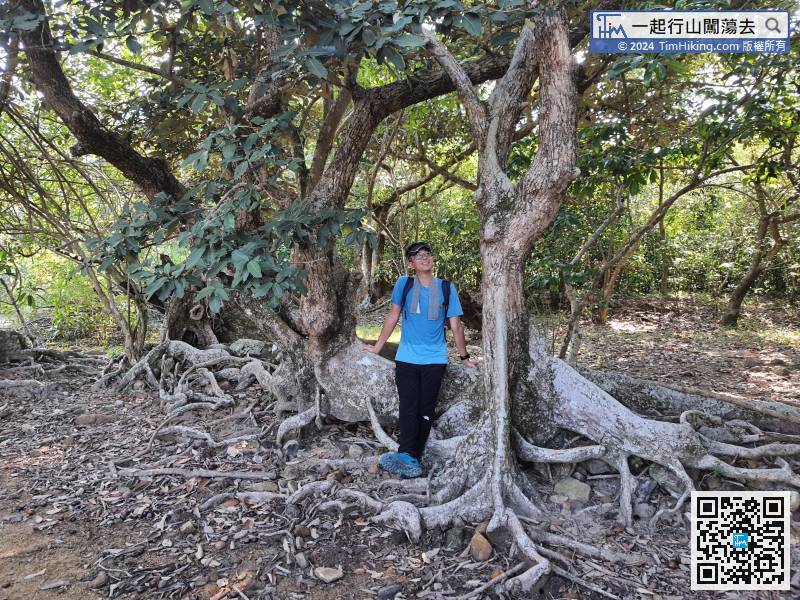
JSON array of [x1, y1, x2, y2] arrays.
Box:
[[441, 279, 451, 331], [399, 276, 415, 319]]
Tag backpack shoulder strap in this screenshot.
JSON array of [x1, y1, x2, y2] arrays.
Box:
[[441, 279, 451, 329], [399, 276, 414, 318]]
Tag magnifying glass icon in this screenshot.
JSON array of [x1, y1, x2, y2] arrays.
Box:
[[765, 17, 781, 34]]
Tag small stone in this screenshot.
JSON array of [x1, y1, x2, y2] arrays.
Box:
[[179, 521, 196, 534], [633, 503, 656, 520], [549, 494, 569, 505], [368, 462, 380, 475], [250, 481, 279, 493], [86, 572, 108, 589], [229, 338, 267, 357], [445, 527, 465, 550], [348, 444, 364, 458], [790, 491, 799, 512], [554, 477, 591, 503], [705, 476, 721, 491], [74, 413, 114, 426], [634, 478, 657, 504], [39, 580, 70, 590], [294, 526, 311, 538], [377, 584, 403, 599], [649, 464, 682, 497], [469, 532, 492, 562], [774, 366, 791, 377], [585, 459, 613, 475], [282, 464, 300, 480], [313, 567, 343, 583], [294, 552, 309, 569]]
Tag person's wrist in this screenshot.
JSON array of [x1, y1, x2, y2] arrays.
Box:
[[459, 352, 471, 361]]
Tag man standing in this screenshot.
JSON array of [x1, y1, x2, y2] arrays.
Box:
[[364, 242, 479, 478]]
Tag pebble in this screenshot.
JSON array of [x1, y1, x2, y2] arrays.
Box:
[[180, 521, 197, 534], [294, 552, 309, 569], [377, 584, 403, 599], [633, 502, 656, 520], [86, 572, 108, 589], [469, 531, 492, 562], [585, 459, 614, 475], [74, 413, 114, 426], [313, 567, 343, 583], [554, 477, 591, 502], [348, 444, 364, 458], [39, 580, 70, 590], [250, 481, 278, 493]]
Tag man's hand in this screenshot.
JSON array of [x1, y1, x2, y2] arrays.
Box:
[[463, 358, 480, 370], [362, 342, 380, 354]]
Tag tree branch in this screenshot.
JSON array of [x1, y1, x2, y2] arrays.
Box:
[[422, 31, 487, 143], [487, 20, 538, 166], [10, 0, 184, 200]]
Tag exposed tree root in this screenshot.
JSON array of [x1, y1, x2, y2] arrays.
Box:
[[154, 425, 261, 448], [367, 396, 399, 451], [276, 406, 317, 446]]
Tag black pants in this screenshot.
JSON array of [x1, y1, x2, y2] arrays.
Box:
[[395, 361, 447, 460]]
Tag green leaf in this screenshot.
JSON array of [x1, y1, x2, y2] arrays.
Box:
[[125, 37, 141, 54], [381, 46, 406, 70], [490, 31, 516, 46], [195, 286, 216, 301], [304, 56, 328, 79], [190, 94, 208, 114], [362, 27, 378, 47], [234, 161, 249, 179], [667, 60, 690, 74], [246, 259, 262, 279], [461, 12, 482, 36], [394, 34, 424, 48], [185, 246, 206, 270]]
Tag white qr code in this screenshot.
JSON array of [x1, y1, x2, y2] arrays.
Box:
[[691, 491, 791, 590]]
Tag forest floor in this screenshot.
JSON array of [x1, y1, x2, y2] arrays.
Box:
[[0, 296, 798, 599]]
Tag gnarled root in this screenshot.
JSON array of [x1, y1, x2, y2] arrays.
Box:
[[275, 405, 317, 446]]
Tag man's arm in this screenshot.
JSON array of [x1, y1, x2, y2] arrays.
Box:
[[449, 316, 479, 369], [364, 304, 402, 353]]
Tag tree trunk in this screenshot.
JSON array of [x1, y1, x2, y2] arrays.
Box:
[[721, 188, 784, 327]]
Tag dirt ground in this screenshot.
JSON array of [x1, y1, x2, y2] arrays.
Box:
[[0, 297, 798, 599]]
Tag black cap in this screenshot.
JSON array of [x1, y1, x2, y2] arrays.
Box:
[[405, 242, 432, 259]]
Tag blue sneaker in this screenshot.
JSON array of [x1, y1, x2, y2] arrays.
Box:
[[379, 452, 422, 478]]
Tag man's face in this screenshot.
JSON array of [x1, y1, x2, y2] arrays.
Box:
[[409, 250, 433, 269]]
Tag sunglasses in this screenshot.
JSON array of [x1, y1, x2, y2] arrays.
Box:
[[411, 251, 433, 260]]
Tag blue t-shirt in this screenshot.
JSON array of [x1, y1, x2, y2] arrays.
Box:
[[390, 276, 463, 365]]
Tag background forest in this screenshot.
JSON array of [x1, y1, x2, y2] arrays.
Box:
[[0, 3, 798, 359]]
